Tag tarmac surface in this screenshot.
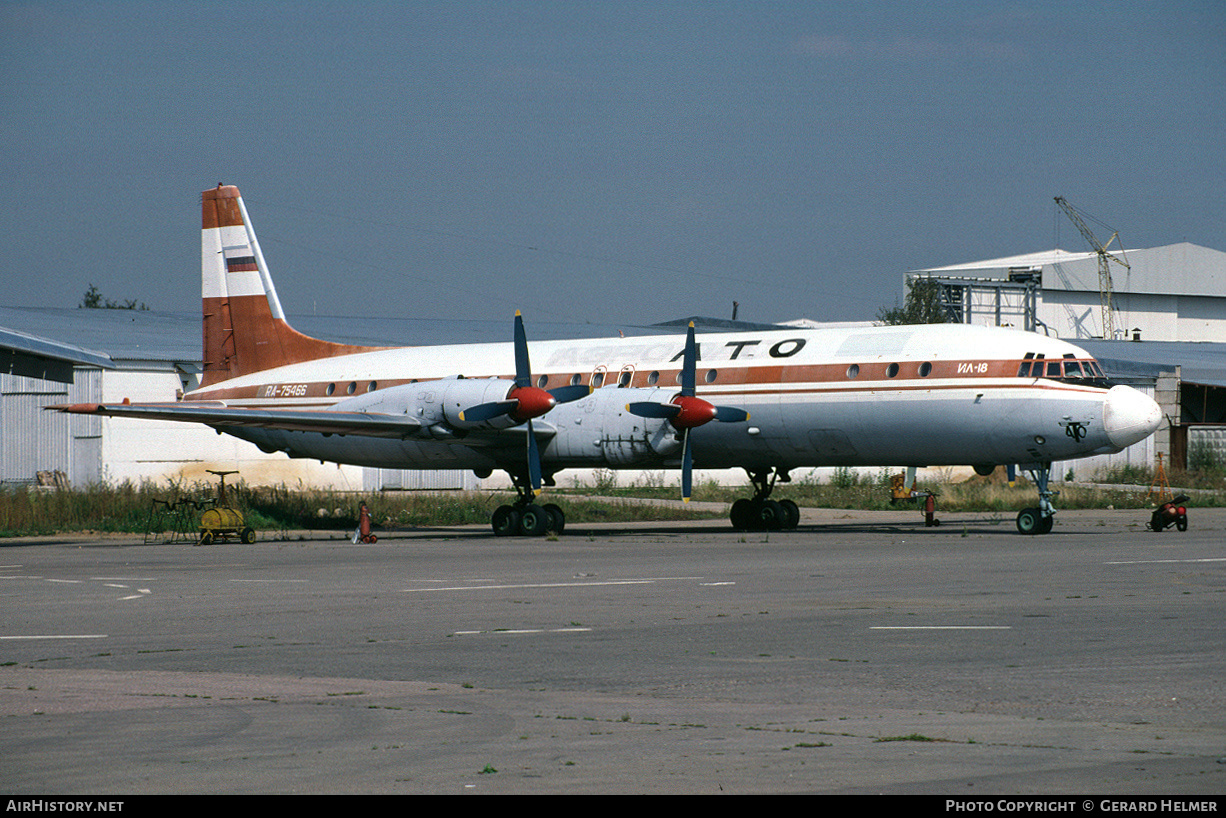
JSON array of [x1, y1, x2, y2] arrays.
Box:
[[1, 505, 1224, 795]]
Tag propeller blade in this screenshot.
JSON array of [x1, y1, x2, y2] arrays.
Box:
[[626, 401, 681, 419], [458, 399, 518, 423], [513, 310, 532, 389], [680, 321, 697, 397], [712, 406, 750, 423], [681, 428, 693, 502], [653, 322, 743, 504], [515, 314, 555, 494], [548, 384, 592, 404], [526, 418, 542, 495], [628, 398, 748, 426]]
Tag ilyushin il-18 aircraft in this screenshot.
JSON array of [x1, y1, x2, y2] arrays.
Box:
[[52, 185, 1163, 537]]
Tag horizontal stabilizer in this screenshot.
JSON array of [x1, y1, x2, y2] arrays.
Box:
[[49, 402, 422, 439]]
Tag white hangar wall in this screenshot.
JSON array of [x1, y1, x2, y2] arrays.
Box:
[[1039, 289, 1226, 344]]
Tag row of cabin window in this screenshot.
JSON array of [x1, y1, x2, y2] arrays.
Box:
[[318, 371, 717, 395], [321, 363, 939, 394], [542, 369, 719, 389], [317, 356, 1101, 397], [844, 362, 933, 379], [325, 381, 377, 396]]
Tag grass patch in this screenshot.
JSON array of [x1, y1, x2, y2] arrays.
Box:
[[4, 463, 1223, 538], [561, 468, 1226, 511], [0, 480, 719, 537]]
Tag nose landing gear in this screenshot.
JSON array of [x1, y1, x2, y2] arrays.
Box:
[[1016, 464, 1056, 535]]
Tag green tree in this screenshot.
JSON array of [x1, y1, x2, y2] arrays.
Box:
[[876, 277, 947, 325], [80, 284, 148, 310]]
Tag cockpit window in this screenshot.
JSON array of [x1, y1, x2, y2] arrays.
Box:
[[1017, 353, 1107, 386]]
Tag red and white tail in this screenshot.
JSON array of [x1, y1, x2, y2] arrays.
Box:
[[200, 185, 380, 387]]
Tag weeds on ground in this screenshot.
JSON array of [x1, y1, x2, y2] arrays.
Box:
[[0, 479, 719, 537], [6, 458, 1225, 537], [562, 464, 1226, 511]]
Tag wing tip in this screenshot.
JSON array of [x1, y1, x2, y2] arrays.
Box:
[[43, 403, 102, 414]]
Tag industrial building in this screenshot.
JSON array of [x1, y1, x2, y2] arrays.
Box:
[[908, 242, 1226, 343]]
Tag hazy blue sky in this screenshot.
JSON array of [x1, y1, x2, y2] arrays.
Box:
[[2, 0, 1223, 332]]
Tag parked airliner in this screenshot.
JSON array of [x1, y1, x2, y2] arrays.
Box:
[[52, 185, 1163, 536]]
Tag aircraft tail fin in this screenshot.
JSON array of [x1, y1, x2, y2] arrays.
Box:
[[200, 185, 380, 387]]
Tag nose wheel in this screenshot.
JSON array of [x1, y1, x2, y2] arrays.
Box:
[[1016, 506, 1054, 535], [1016, 464, 1056, 535]]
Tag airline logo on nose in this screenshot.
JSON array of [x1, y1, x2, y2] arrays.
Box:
[[1064, 421, 1087, 441]]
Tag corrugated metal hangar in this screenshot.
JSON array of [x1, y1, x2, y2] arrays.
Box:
[[908, 242, 1226, 343], [3, 236, 1225, 489], [0, 306, 477, 491]]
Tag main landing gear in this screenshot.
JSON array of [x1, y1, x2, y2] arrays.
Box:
[[491, 473, 566, 537], [1015, 464, 1056, 535], [729, 468, 800, 531]]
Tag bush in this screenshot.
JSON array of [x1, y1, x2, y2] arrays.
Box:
[[1188, 440, 1223, 474]]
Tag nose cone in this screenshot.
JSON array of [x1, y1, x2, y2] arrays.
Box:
[[1103, 385, 1162, 449]]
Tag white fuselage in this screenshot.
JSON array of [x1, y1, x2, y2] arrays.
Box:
[[188, 322, 1157, 478]]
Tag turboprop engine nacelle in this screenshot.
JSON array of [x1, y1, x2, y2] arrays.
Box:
[[330, 377, 526, 432], [547, 387, 681, 466]]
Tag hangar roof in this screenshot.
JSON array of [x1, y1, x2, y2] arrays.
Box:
[[0, 324, 113, 369], [911, 242, 1226, 299], [917, 248, 1097, 273], [0, 322, 114, 383], [1076, 338, 1226, 388], [0, 306, 197, 367], [0, 305, 730, 370]]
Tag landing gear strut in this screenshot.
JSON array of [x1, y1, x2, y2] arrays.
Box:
[[491, 472, 565, 537], [1016, 464, 1056, 535], [729, 468, 800, 531]]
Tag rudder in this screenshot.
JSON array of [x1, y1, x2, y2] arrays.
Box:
[[200, 184, 380, 386]]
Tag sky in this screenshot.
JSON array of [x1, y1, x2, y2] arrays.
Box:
[[2, 0, 1223, 337]]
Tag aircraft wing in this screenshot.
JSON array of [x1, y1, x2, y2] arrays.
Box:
[[49, 402, 424, 439]]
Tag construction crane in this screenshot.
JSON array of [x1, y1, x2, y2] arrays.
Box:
[[1054, 196, 1130, 339]]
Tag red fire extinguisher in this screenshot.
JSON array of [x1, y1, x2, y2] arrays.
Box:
[[353, 501, 377, 543]]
